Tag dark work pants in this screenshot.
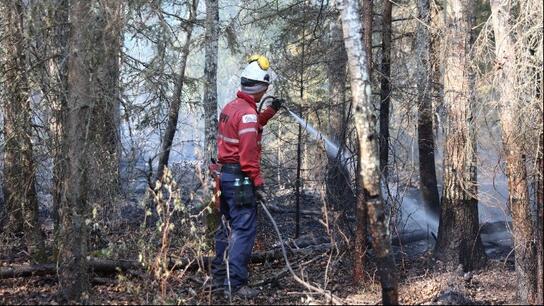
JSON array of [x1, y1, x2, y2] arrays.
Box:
[[211, 172, 257, 289]]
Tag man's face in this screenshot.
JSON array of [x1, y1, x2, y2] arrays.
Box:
[[253, 87, 269, 102]]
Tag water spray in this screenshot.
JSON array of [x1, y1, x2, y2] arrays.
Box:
[[261, 98, 349, 162], [283, 105, 348, 161]]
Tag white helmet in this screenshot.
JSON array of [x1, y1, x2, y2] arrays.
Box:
[[241, 55, 271, 84]]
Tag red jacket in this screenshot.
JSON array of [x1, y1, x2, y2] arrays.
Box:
[[217, 91, 277, 186]]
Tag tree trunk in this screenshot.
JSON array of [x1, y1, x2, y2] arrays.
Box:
[[295, 104, 303, 239], [416, 0, 440, 217], [203, 0, 219, 161], [379, 0, 392, 177], [431, 4, 444, 138], [490, 0, 537, 302], [295, 14, 307, 239], [360, 0, 373, 72], [434, 0, 486, 271], [339, 0, 398, 303], [1, 243, 333, 279], [535, 17, 543, 305], [0, 0, 46, 263], [89, 0, 123, 212], [156, 0, 198, 180], [202, 0, 221, 246], [100, 0, 123, 173], [59, 0, 95, 300], [353, 143, 368, 285], [45, 0, 69, 242], [356, 3, 372, 282], [326, 13, 361, 283], [537, 131, 543, 305]]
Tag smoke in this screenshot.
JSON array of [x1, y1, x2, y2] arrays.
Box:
[[398, 191, 439, 234]]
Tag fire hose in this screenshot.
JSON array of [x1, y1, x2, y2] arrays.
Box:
[[210, 97, 342, 303], [208, 165, 341, 303], [258, 99, 341, 302]]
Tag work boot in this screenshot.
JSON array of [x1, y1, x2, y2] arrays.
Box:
[[224, 285, 259, 299], [210, 277, 225, 292]]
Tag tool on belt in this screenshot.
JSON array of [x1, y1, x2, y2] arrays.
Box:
[[233, 176, 255, 207], [221, 163, 256, 208], [208, 158, 222, 211]]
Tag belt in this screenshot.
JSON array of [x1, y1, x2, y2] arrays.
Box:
[[221, 163, 245, 175]]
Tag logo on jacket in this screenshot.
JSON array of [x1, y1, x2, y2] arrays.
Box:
[[242, 114, 257, 123], [220, 113, 229, 123]]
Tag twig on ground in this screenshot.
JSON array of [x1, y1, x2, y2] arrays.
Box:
[[252, 253, 327, 287], [260, 202, 344, 305]]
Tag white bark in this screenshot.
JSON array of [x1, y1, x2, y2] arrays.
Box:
[[338, 0, 375, 197], [337, 0, 398, 303]]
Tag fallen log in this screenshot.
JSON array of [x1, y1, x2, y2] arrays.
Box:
[[267, 229, 432, 251], [0, 243, 332, 279], [0, 259, 142, 279], [0, 263, 56, 279]]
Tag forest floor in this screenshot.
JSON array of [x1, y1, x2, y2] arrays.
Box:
[[0, 187, 517, 305]]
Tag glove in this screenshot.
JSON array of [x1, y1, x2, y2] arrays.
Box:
[[271, 98, 284, 111], [254, 185, 266, 204]]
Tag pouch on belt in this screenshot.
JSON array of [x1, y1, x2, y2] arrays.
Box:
[[234, 176, 255, 208]]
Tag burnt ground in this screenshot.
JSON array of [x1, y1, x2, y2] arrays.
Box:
[[0, 185, 517, 305]]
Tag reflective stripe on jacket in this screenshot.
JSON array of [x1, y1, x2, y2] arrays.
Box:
[[217, 91, 277, 186]]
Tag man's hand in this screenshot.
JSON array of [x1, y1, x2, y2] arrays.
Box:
[[271, 98, 284, 111], [254, 185, 267, 204]]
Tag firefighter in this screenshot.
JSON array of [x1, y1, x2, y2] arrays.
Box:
[[212, 55, 283, 298]]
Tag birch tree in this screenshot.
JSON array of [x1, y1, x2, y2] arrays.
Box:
[[325, 13, 362, 283], [434, 0, 486, 271], [338, 0, 398, 303], [360, 0, 372, 73]]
